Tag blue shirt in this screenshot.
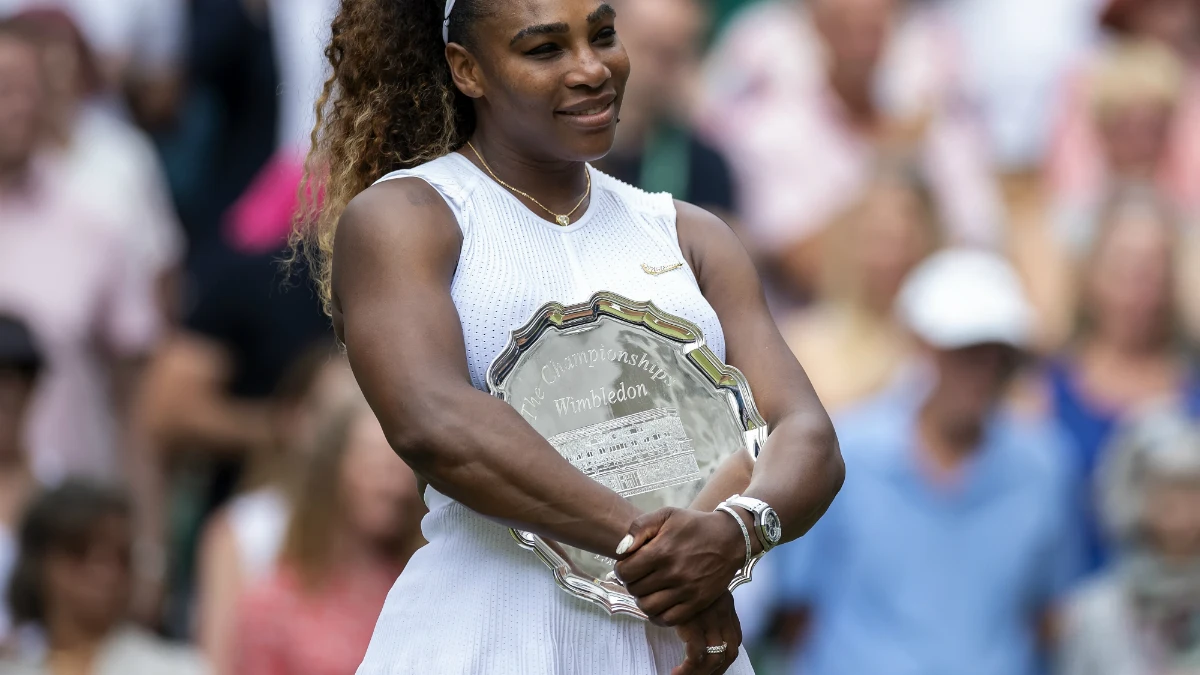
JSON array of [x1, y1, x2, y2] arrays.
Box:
[[1047, 360, 1200, 571], [778, 392, 1082, 675]]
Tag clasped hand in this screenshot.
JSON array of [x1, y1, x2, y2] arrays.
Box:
[[614, 507, 747, 674]]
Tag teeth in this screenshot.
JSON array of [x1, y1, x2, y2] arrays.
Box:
[[564, 104, 608, 116]]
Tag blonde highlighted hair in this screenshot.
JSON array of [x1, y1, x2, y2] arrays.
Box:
[[1088, 38, 1186, 119]]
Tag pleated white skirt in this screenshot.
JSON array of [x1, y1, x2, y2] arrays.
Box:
[[355, 489, 755, 674]]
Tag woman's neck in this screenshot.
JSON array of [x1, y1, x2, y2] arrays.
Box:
[[918, 396, 986, 471], [1079, 335, 1175, 367], [1074, 337, 1183, 408], [465, 128, 591, 215], [45, 611, 110, 675]]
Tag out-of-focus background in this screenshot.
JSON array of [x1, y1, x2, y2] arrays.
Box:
[[0, 0, 1198, 673]]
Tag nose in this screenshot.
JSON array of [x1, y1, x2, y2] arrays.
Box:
[[565, 45, 610, 90]]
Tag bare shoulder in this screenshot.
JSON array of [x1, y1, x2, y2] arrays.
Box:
[[336, 177, 462, 256], [673, 199, 737, 242], [332, 178, 463, 300], [672, 200, 746, 279], [330, 177, 465, 340]]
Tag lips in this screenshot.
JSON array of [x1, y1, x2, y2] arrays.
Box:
[[555, 96, 618, 130], [560, 103, 612, 117], [558, 93, 617, 115]]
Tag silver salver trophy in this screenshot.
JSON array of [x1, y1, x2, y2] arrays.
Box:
[[486, 291, 768, 620]]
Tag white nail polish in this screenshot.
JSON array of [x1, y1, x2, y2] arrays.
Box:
[[615, 534, 635, 555]]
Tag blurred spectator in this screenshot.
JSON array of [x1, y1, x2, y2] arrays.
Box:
[[152, 0, 331, 471], [1039, 188, 1200, 572], [0, 21, 166, 626], [947, 0, 1100, 172], [175, 0, 277, 255], [136, 0, 333, 636], [1100, 0, 1200, 57], [1059, 405, 1200, 674], [0, 20, 160, 488], [231, 395, 424, 675], [3, 482, 208, 674], [223, 0, 334, 255], [9, 9, 185, 319], [0, 316, 41, 650], [136, 293, 333, 624], [1049, 0, 1200, 236], [193, 346, 356, 675], [778, 160, 940, 411], [773, 249, 1079, 675], [1050, 39, 1195, 248], [0, 0, 187, 127], [699, 0, 1002, 298], [595, 0, 737, 220]]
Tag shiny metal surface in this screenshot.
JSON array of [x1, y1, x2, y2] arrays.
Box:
[[486, 292, 769, 620]]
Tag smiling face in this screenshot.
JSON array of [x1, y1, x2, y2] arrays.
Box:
[[447, 0, 629, 162]]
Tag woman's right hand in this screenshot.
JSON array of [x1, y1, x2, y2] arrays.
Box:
[[614, 507, 747, 626], [671, 592, 742, 675]]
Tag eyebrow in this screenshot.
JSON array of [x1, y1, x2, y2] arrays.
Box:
[[510, 3, 617, 45], [588, 4, 617, 23]]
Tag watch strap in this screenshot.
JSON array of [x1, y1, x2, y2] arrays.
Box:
[[726, 495, 777, 552]]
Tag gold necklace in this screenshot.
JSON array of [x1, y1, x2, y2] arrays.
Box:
[[466, 141, 591, 227]]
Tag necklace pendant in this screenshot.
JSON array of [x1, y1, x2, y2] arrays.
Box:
[[556, 215, 571, 227]]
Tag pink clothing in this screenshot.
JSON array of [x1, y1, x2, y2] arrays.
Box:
[[233, 562, 400, 675], [223, 151, 306, 255], [0, 165, 160, 484], [699, 1, 1002, 250]]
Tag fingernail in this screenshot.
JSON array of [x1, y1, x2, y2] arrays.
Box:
[[616, 534, 635, 555]]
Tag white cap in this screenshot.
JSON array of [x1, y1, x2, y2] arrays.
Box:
[[895, 248, 1035, 350]]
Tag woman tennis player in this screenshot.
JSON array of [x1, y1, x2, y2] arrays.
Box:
[[291, 0, 844, 672]]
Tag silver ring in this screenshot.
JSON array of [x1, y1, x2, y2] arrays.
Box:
[[705, 642, 727, 655]]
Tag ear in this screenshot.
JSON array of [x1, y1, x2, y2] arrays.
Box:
[[446, 44, 484, 99]]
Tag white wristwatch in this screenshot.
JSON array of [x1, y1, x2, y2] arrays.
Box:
[[723, 494, 783, 553]]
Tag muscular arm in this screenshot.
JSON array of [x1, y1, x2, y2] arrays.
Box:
[[332, 178, 640, 556], [677, 200, 844, 546]]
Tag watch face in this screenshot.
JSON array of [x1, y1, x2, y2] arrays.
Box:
[[763, 509, 782, 544]]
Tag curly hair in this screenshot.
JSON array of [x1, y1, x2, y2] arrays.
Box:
[[290, 0, 490, 314]]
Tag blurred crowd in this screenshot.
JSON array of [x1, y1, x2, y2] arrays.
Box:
[[0, 0, 1198, 674]]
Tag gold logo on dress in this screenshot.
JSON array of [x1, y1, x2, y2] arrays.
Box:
[[641, 262, 684, 276]]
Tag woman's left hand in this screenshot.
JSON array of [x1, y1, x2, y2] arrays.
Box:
[[614, 507, 746, 626]]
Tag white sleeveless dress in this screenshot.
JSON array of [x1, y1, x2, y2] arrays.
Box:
[[355, 152, 755, 675]]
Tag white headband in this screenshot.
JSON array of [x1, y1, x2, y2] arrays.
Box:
[[442, 0, 458, 43]]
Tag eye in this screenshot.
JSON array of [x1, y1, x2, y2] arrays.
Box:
[[525, 42, 563, 57], [593, 27, 617, 45]]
